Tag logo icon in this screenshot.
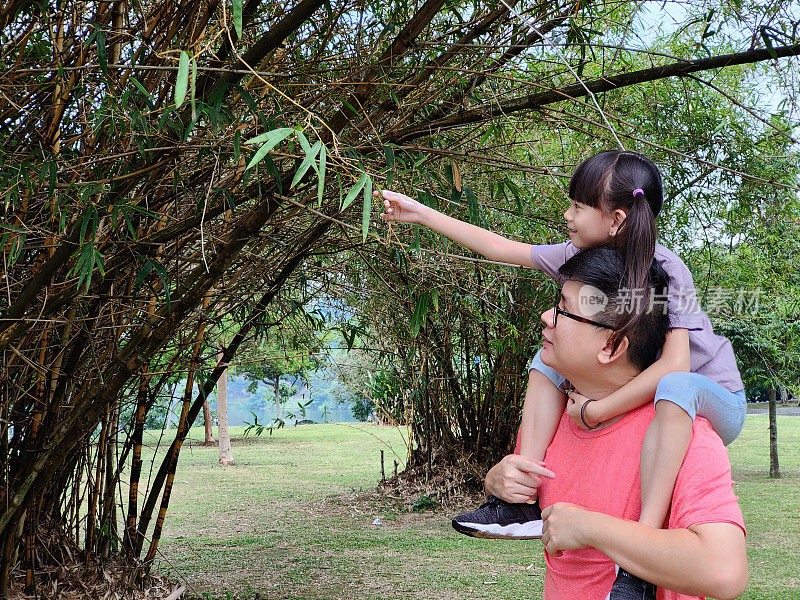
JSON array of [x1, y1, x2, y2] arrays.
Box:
[[578, 285, 608, 316]]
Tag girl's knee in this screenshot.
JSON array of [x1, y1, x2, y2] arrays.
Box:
[[654, 399, 693, 423], [657, 371, 695, 390]]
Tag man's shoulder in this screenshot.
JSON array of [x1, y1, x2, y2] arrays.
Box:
[[687, 417, 728, 455]]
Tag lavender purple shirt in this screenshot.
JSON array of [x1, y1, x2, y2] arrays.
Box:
[[530, 242, 744, 393]]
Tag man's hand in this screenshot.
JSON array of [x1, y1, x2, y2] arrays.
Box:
[[378, 190, 428, 224], [484, 454, 555, 504], [541, 502, 593, 557], [566, 390, 601, 430]]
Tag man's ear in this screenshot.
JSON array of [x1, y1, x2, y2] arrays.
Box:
[[597, 334, 629, 365], [609, 208, 628, 236]]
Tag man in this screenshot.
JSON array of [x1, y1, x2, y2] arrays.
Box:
[[484, 247, 748, 600]]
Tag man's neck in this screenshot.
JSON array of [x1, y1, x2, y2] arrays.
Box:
[[571, 365, 639, 403]]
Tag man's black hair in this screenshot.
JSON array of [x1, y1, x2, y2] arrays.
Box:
[[557, 246, 671, 371]]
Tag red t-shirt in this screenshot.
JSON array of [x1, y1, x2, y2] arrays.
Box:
[[536, 403, 745, 600]]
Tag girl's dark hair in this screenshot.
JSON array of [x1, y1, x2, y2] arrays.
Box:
[[568, 151, 664, 346], [558, 247, 671, 370]]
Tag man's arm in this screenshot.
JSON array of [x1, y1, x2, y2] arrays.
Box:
[[541, 503, 748, 600]]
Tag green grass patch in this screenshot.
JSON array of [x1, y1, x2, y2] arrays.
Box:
[[147, 417, 799, 599]]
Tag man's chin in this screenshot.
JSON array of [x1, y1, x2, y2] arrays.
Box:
[[539, 344, 559, 369]]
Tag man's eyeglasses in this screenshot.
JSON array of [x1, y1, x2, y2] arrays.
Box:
[[553, 295, 618, 330]]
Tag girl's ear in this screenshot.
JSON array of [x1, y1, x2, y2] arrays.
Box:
[[609, 208, 628, 237], [597, 335, 629, 365]]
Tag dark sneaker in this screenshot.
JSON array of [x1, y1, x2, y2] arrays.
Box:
[[608, 567, 657, 600], [451, 495, 543, 539]]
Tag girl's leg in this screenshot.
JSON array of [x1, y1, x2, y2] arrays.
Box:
[[518, 349, 568, 466], [611, 374, 746, 598], [517, 368, 568, 466], [451, 350, 567, 539], [638, 372, 747, 528], [638, 400, 692, 528]]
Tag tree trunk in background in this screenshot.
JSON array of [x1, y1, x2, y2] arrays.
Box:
[[768, 387, 780, 478], [274, 378, 282, 420], [217, 349, 233, 465], [202, 397, 216, 445]]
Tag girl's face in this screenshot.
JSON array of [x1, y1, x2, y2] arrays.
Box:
[[563, 200, 621, 249]]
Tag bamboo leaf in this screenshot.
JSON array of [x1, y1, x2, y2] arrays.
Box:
[[452, 161, 461, 192], [234, 85, 268, 129], [68, 242, 104, 292], [336, 96, 360, 116], [246, 128, 294, 170], [294, 130, 313, 155], [151, 260, 172, 308], [174, 51, 190, 107], [130, 77, 155, 109], [410, 292, 429, 337], [95, 25, 107, 77], [761, 29, 778, 59], [232, 0, 243, 38], [134, 258, 172, 308], [246, 127, 293, 145], [465, 187, 480, 225], [190, 55, 197, 121], [362, 176, 373, 242], [79, 205, 98, 243], [234, 129, 241, 163], [317, 144, 327, 205], [342, 172, 368, 210], [9, 234, 25, 264], [291, 140, 321, 188], [384, 145, 395, 170], [263, 154, 282, 195], [134, 259, 154, 291]]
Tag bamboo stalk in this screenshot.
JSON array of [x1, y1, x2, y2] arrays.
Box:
[[85, 405, 109, 561], [124, 373, 149, 559], [140, 292, 212, 565]]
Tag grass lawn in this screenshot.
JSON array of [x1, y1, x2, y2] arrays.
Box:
[[147, 416, 800, 599]]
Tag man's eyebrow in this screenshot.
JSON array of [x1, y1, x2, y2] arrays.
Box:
[[560, 291, 570, 310]]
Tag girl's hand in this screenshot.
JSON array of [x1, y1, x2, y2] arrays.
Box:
[[378, 190, 428, 224], [566, 390, 600, 431]]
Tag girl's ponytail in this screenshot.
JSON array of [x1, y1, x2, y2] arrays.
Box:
[[616, 189, 656, 295], [610, 190, 658, 352]]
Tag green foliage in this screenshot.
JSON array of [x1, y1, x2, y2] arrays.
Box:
[[243, 411, 285, 436], [342, 172, 370, 210], [175, 51, 190, 107], [285, 397, 313, 422], [245, 128, 294, 170], [351, 397, 374, 422], [411, 494, 439, 512], [232, 0, 243, 38]]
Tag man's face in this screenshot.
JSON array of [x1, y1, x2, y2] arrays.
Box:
[[539, 280, 613, 379]]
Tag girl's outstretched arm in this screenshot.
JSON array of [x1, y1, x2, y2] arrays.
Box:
[[378, 190, 537, 268], [568, 328, 691, 427]]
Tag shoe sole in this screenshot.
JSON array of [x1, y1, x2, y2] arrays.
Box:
[[451, 519, 543, 540]]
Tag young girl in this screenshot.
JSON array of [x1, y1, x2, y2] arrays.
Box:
[[378, 150, 746, 600]]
